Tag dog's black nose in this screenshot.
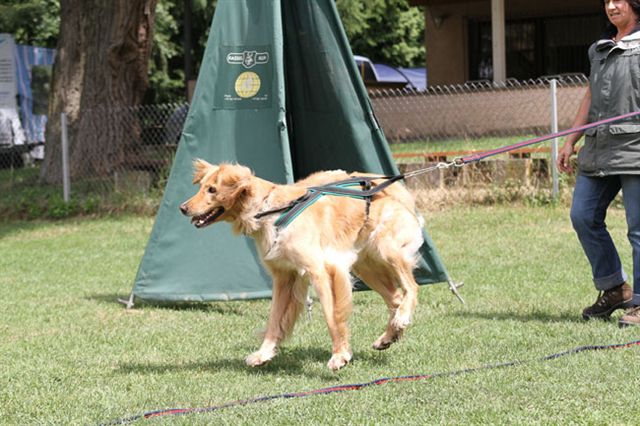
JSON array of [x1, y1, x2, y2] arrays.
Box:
[[179, 203, 189, 215]]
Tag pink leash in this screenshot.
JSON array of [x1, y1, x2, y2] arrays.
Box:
[[459, 110, 640, 164]]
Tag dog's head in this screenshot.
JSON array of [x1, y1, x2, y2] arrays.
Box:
[[179, 159, 254, 228]]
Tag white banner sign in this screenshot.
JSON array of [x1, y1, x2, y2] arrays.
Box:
[[0, 33, 17, 109]]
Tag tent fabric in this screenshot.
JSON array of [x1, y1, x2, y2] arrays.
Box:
[[396, 67, 427, 91], [131, 0, 450, 303], [353, 55, 427, 91], [15, 44, 56, 144], [0, 34, 25, 147], [374, 64, 427, 91]]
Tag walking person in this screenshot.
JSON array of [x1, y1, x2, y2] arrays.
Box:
[[557, 0, 640, 326]]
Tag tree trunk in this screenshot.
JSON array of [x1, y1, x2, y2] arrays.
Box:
[[41, 0, 158, 184]]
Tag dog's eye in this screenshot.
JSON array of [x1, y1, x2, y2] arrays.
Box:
[[208, 186, 217, 194]]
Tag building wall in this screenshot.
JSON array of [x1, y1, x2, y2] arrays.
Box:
[[413, 0, 603, 85], [424, 9, 469, 85], [370, 84, 588, 142], [424, 2, 488, 85]]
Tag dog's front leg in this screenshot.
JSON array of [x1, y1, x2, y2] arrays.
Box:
[[309, 265, 353, 371], [246, 272, 306, 367]]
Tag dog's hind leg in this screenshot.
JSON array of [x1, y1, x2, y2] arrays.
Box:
[[245, 271, 306, 367], [309, 264, 353, 371], [387, 260, 419, 333], [354, 265, 405, 351]]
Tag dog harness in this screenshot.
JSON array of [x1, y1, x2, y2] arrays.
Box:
[[254, 174, 405, 229]]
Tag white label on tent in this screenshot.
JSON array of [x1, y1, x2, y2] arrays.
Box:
[[215, 46, 273, 110], [226, 51, 269, 69]]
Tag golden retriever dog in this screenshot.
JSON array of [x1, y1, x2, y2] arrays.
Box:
[[179, 160, 424, 371]]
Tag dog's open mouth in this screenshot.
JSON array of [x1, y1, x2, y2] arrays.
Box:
[[191, 207, 225, 228]]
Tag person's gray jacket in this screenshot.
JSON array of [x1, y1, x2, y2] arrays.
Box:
[[579, 29, 640, 176]]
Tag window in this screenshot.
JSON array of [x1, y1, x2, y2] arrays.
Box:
[[468, 14, 604, 81]]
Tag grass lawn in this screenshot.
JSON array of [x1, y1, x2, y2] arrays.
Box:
[[389, 135, 539, 154], [388, 135, 558, 164], [1, 206, 639, 424]]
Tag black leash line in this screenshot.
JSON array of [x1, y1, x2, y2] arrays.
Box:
[[101, 338, 640, 425]]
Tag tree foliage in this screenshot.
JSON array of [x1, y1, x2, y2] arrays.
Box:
[[336, 0, 425, 67], [144, 0, 217, 103], [4, 0, 424, 104], [146, 1, 184, 103], [0, 0, 60, 48]]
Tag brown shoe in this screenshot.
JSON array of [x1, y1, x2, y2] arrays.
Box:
[[619, 306, 640, 327], [582, 282, 633, 320]]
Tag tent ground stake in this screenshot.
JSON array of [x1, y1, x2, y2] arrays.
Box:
[[118, 293, 135, 309], [448, 279, 465, 304]]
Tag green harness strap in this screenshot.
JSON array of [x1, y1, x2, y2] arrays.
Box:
[[252, 174, 404, 230]]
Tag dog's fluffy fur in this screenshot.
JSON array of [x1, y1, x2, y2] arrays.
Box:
[[180, 160, 424, 370]]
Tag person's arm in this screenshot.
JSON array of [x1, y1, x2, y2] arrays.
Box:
[[557, 87, 591, 173]]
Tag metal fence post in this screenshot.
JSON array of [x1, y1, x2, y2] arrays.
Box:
[[61, 112, 71, 203], [550, 79, 559, 199]]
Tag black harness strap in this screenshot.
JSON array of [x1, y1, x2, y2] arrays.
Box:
[[361, 179, 373, 217]]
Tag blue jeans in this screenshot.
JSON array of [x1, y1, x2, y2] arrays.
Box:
[[570, 174, 640, 305]]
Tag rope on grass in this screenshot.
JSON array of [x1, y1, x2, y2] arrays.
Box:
[[102, 338, 640, 425]]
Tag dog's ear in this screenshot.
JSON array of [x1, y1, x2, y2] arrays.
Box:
[[217, 165, 254, 210], [192, 159, 217, 184]]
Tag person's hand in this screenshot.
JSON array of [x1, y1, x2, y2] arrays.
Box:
[[557, 142, 575, 174]]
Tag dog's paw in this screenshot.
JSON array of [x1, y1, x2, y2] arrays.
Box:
[[372, 330, 402, 350], [372, 338, 393, 351], [390, 312, 412, 331], [327, 351, 352, 371], [245, 351, 274, 367]]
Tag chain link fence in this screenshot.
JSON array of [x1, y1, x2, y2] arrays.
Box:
[[370, 75, 588, 200], [0, 109, 31, 169], [2, 77, 588, 214], [371, 75, 588, 145], [59, 103, 187, 196]]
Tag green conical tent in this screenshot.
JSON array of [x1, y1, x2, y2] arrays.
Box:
[[130, 0, 451, 303]]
